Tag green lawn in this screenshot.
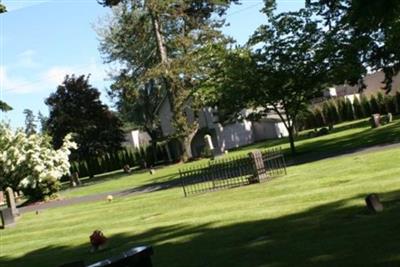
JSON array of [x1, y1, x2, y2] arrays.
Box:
[[1, 124, 400, 266], [61, 118, 400, 198]]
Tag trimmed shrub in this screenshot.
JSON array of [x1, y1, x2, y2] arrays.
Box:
[[313, 107, 325, 127], [322, 100, 340, 125], [335, 97, 346, 122], [384, 94, 396, 114], [369, 95, 380, 114], [344, 98, 355, 121], [376, 92, 387, 113], [360, 94, 372, 117], [353, 96, 364, 119], [395, 91, 400, 114]]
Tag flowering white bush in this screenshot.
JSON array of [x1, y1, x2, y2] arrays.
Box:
[[0, 124, 77, 199]]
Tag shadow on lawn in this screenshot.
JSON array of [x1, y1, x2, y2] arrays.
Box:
[[3, 190, 400, 267]]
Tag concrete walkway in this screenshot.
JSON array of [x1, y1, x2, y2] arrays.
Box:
[[18, 142, 400, 214]]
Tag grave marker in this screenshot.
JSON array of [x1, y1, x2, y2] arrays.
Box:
[[0, 208, 15, 228], [5, 187, 19, 217]]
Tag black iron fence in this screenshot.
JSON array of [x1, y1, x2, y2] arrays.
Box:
[[179, 148, 286, 197]]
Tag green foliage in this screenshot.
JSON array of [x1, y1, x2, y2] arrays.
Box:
[[99, 0, 237, 160], [376, 92, 387, 114], [312, 107, 325, 128], [0, 2, 6, 13], [369, 95, 380, 114], [21, 177, 61, 201], [335, 97, 346, 122], [384, 94, 396, 114], [352, 96, 364, 119], [45, 75, 124, 160], [396, 91, 400, 113], [360, 94, 371, 117], [23, 109, 37, 136], [344, 98, 354, 121], [308, 0, 400, 92], [69, 144, 169, 178], [322, 100, 339, 125], [0, 100, 12, 112]]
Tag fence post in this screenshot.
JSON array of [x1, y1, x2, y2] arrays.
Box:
[[248, 150, 267, 183], [179, 170, 188, 197]]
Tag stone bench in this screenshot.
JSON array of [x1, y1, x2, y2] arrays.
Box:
[[59, 246, 153, 267]]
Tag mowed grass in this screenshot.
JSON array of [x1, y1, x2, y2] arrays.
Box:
[[1, 145, 400, 266], [62, 118, 400, 198]]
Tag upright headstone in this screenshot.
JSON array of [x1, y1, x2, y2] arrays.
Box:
[[365, 193, 383, 213], [0, 208, 15, 228], [5, 187, 19, 217], [70, 172, 81, 187], [248, 150, 267, 183], [370, 113, 381, 128], [387, 112, 393, 123], [0, 191, 4, 205], [204, 134, 215, 158]]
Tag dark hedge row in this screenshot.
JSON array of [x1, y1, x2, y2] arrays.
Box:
[[68, 144, 169, 179], [300, 91, 400, 129]]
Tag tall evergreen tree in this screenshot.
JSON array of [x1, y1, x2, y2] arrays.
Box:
[[45, 75, 124, 160], [99, 0, 237, 160], [23, 109, 37, 136], [360, 94, 371, 117], [369, 95, 380, 115], [352, 97, 364, 119]]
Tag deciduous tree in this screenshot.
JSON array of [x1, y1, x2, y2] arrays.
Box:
[[45, 75, 124, 160]]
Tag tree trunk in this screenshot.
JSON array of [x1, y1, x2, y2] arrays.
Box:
[[150, 140, 158, 165], [287, 126, 296, 156]]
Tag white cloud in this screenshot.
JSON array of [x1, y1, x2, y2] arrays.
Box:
[[16, 49, 40, 69], [42, 61, 107, 85], [42, 66, 74, 84], [0, 65, 43, 94], [0, 61, 108, 95]]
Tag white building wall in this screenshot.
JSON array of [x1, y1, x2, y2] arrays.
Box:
[[252, 121, 289, 141], [215, 120, 254, 151], [275, 122, 289, 138], [123, 130, 152, 149]]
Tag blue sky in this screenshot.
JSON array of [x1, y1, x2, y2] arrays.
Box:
[[0, 0, 304, 129]]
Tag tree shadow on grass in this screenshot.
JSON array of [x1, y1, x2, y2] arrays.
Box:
[[2, 190, 400, 267]]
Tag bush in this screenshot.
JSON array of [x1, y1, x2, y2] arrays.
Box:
[[313, 107, 325, 127], [384, 94, 396, 114], [396, 91, 400, 113], [21, 177, 61, 201], [353, 97, 364, 119], [369, 95, 380, 114], [376, 92, 387, 114], [344, 98, 355, 121], [322, 101, 337, 126], [316, 127, 330, 136], [335, 97, 346, 122], [360, 94, 372, 116]]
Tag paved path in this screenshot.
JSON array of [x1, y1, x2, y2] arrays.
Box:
[[19, 179, 182, 214], [18, 142, 400, 214]]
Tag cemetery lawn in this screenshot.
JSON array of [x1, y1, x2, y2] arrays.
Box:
[[61, 117, 400, 198], [1, 145, 400, 266]]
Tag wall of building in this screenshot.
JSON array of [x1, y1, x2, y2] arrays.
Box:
[[215, 120, 254, 151], [123, 130, 151, 149]]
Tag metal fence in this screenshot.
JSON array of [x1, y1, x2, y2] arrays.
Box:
[[179, 148, 286, 197]]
